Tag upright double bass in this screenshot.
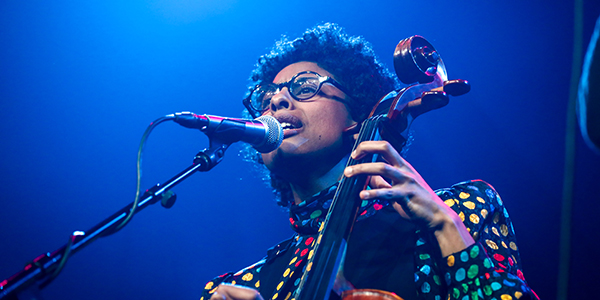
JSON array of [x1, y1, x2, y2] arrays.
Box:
[[292, 36, 471, 300]]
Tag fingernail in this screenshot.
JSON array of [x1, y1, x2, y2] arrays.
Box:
[[351, 150, 357, 158], [345, 167, 353, 176]]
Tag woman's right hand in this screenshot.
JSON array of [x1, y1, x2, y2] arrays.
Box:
[[209, 284, 264, 300]]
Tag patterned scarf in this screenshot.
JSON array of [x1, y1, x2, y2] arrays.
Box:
[[268, 183, 388, 300]]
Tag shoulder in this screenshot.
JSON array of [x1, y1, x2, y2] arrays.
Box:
[[435, 179, 507, 239], [435, 179, 500, 203], [435, 179, 502, 214]]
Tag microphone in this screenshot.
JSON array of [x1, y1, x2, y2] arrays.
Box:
[[167, 112, 283, 153]]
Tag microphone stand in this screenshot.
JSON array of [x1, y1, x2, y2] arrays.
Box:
[[0, 141, 230, 300]]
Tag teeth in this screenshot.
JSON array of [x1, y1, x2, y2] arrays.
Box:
[[281, 122, 294, 130]]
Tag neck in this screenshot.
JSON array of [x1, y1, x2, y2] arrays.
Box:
[[288, 154, 350, 205]]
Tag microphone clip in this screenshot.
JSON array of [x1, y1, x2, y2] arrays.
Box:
[[193, 143, 230, 172]]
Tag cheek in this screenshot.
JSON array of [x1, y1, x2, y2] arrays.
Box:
[[318, 107, 354, 133], [261, 151, 275, 168], [311, 103, 352, 124], [309, 119, 352, 148]]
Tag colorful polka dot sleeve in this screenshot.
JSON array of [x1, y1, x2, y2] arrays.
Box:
[[199, 259, 265, 300], [434, 180, 538, 300], [198, 180, 538, 300]]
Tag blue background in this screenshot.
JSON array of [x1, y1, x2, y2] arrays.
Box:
[[1, 1, 599, 299]]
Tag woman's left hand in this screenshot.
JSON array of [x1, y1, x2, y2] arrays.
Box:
[[343, 140, 474, 256]]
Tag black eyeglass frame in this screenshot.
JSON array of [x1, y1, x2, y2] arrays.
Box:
[[243, 71, 352, 118]]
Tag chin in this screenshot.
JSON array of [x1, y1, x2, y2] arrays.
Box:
[[261, 145, 307, 173]]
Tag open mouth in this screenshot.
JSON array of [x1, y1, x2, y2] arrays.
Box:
[[280, 122, 300, 130], [276, 115, 303, 135]]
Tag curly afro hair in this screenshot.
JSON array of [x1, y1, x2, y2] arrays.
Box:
[[242, 23, 400, 208]]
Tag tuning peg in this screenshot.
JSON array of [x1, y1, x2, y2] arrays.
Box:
[[443, 79, 471, 96], [406, 91, 450, 119]]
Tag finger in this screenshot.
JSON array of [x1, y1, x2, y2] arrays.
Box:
[[210, 292, 227, 300], [345, 162, 413, 185], [362, 176, 413, 210], [361, 186, 414, 220], [351, 141, 404, 167], [360, 176, 391, 199], [213, 284, 264, 300], [368, 175, 392, 189], [360, 185, 410, 201], [391, 199, 413, 220]]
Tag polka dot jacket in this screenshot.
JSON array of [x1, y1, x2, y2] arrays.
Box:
[[199, 180, 538, 300]]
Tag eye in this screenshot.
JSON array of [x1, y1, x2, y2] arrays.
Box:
[[259, 93, 275, 110], [292, 78, 320, 98], [254, 85, 279, 110]]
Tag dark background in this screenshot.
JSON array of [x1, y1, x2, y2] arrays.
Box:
[[1, 1, 599, 299]]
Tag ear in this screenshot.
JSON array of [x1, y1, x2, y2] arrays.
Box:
[[342, 122, 361, 141]]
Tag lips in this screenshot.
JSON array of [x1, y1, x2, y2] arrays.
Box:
[[276, 114, 303, 137]]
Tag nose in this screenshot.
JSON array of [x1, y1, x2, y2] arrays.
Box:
[[269, 88, 294, 113]]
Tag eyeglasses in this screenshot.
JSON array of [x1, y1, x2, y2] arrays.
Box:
[[243, 71, 352, 118]]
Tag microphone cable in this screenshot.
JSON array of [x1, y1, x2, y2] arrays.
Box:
[[39, 115, 175, 288], [114, 115, 175, 232]]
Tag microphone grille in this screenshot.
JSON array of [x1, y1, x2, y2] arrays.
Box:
[[254, 115, 283, 153]]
